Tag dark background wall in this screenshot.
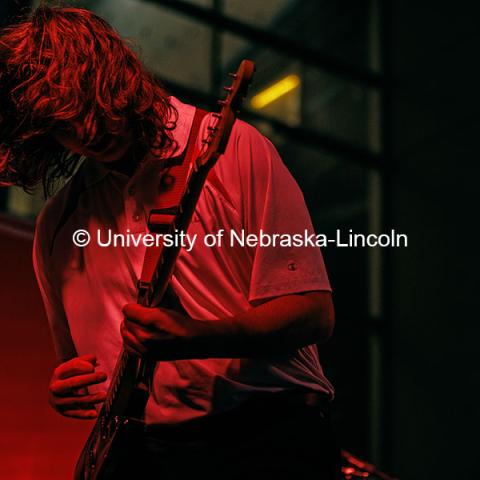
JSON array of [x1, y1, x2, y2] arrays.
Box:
[[1, 1, 479, 479], [387, 2, 480, 478], [0, 216, 91, 479], [0, 1, 31, 218]]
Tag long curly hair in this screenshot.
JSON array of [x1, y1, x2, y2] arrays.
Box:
[[0, 5, 177, 196]]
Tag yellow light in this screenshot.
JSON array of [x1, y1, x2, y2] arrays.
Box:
[[250, 74, 301, 109]]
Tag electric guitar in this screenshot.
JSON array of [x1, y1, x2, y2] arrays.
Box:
[[74, 59, 255, 479]]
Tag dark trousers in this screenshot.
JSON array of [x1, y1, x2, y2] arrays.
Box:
[[117, 396, 341, 479]]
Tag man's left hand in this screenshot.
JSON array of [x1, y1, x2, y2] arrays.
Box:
[[121, 303, 205, 360]]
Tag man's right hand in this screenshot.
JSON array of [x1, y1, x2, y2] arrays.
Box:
[[48, 354, 108, 419]]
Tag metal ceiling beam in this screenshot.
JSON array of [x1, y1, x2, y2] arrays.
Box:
[[144, 0, 383, 89], [162, 79, 383, 170]]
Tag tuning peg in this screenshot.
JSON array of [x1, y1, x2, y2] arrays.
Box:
[[228, 72, 237, 78], [212, 113, 222, 119], [217, 99, 227, 106], [223, 86, 233, 92], [207, 126, 218, 132]]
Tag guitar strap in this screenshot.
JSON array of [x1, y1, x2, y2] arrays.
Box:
[[139, 107, 209, 306]]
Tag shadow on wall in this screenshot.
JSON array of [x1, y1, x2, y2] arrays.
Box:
[[0, 214, 91, 479]]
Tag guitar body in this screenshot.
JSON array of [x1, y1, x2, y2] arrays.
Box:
[[74, 60, 255, 479], [74, 416, 143, 480], [74, 356, 149, 480]]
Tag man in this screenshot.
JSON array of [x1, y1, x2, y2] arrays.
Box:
[[0, 6, 339, 479]]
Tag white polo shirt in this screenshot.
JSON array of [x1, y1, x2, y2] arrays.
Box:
[[33, 97, 334, 424]]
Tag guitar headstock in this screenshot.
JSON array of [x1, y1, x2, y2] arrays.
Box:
[[196, 59, 255, 168]]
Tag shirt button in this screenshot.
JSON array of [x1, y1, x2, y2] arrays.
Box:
[[133, 213, 141, 222], [287, 262, 297, 271], [128, 185, 136, 196]]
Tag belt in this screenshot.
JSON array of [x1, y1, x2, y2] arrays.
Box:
[[143, 389, 331, 440]]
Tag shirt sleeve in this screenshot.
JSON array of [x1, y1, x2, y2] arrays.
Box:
[[221, 120, 332, 303], [32, 206, 77, 363]]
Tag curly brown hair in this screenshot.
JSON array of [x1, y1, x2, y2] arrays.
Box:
[[0, 5, 177, 196]]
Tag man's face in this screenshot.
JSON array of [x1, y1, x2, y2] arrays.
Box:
[[51, 117, 133, 163]]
